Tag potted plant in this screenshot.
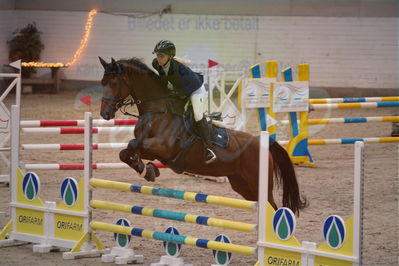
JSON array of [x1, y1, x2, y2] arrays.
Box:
[[7, 22, 44, 78]]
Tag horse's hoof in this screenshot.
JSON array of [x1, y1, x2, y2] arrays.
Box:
[[119, 149, 131, 164], [143, 163, 157, 182], [144, 171, 155, 182], [147, 162, 160, 177]]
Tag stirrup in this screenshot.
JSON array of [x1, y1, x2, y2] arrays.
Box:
[[205, 148, 217, 164]]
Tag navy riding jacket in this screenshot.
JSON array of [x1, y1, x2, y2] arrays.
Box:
[[152, 58, 204, 97]]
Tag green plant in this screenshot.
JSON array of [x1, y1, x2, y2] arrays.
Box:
[[7, 22, 45, 77]]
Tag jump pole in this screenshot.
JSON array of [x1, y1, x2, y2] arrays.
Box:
[[20, 118, 138, 127], [23, 162, 166, 171], [309, 96, 399, 104], [311, 101, 399, 110], [21, 126, 135, 134], [89, 178, 256, 211], [278, 137, 399, 146], [280, 116, 399, 125]]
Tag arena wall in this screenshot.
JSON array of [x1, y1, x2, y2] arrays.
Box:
[[1, 8, 398, 89], [0, 11, 16, 66]]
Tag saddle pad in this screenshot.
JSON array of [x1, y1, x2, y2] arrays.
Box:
[[212, 126, 229, 148]]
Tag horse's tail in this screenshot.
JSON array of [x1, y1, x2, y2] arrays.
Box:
[[269, 140, 308, 215]]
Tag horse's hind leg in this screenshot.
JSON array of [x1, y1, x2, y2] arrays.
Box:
[[238, 155, 278, 210], [228, 173, 278, 209], [227, 175, 257, 201]]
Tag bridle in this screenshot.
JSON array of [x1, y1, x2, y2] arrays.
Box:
[[101, 62, 172, 118]]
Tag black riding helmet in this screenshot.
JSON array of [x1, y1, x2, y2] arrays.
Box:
[[153, 40, 176, 56]]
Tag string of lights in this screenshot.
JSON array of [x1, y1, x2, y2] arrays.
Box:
[[20, 5, 171, 69], [21, 9, 98, 68]]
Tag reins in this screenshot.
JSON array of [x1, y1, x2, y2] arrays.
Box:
[[116, 96, 172, 118], [102, 92, 173, 119]]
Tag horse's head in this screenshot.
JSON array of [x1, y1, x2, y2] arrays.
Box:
[[99, 57, 131, 120]]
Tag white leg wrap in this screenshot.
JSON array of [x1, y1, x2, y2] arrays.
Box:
[[139, 165, 147, 178]]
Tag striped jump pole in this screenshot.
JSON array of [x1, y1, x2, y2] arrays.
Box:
[[24, 162, 166, 171], [311, 101, 399, 110], [90, 178, 257, 211], [307, 137, 399, 145], [90, 221, 256, 256], [20, 119, 138, 127], [90, 200, 256, 232], [22, 143, 127, 150], [280, 116, 399, 125], [278, 137, 399, 146], [309, 96, 399, 104], [22, 126, 135, 134]]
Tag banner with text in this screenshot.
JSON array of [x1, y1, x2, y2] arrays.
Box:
[[272, 81, 309, 113], [243, 78, 275, 108]]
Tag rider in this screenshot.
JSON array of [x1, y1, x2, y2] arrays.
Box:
[[151, 40, 217, 164]]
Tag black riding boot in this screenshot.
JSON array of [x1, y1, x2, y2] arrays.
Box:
[[197, 117, 217, 164]]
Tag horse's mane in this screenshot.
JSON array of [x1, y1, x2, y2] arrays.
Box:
[[116, 57, 167, 91], [118, 57, 157, 77]]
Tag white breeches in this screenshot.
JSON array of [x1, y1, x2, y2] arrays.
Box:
[[190, 84, 207, 122]]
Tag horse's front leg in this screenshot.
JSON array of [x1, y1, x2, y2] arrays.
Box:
[[119, 139, 160, 182]]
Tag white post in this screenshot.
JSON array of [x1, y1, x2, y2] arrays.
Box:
[[353, 141, 364, 265], [207, 68, 211, 113], [63, 112, 109, 259], [241, 79, 248, 132], [257, 131, 269, 266], [16, 62, 21, 107], [10, 105, 20, 228], [84, 112, 93, 243]]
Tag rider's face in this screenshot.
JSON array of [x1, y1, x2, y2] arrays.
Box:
[[156, 54, 171, 66]]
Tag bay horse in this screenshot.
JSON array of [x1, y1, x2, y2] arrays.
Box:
[[99, 57, 307, 215]]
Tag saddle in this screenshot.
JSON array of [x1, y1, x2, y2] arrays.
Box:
[[182, 105, 229, 148], [161, 104, 229, 174]]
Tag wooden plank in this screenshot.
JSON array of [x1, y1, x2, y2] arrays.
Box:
[[22, 78, 55, 84], [21, 67, 61, 93]]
